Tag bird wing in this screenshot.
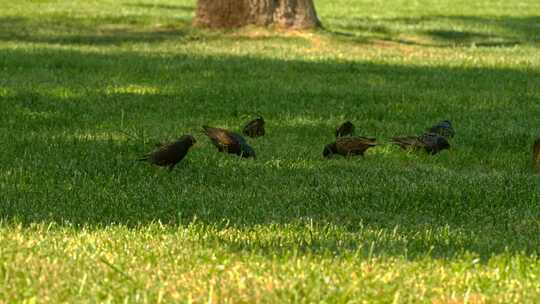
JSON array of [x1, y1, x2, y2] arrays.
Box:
[[243, 123, 255, 134], [419, 133, 439, 146], [230, 132, 254, 156], [243, 119, 264, 136], [354, 136, 377, 142], [149, 143, 180, 166], [336, 122, 354, 137], [336, 137, 376, 155], [428, 122, 454, 138], [230, 132, 246, 144], [203, 126, 241, 152], [419, 133, 450, 154]]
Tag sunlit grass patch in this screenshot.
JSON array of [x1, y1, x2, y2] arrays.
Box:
[[104, 84, 161, 95], [2, 223, 540, 302], [0, 87, 10, 97]]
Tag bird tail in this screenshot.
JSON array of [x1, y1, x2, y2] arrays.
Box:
[[390, 137, 401, 144], [137, 155, 149, 161], [250, 112, 263, 120], [202, 125, 212, 135], [390, 136, 415, 149]]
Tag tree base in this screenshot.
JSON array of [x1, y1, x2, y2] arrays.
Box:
[[194, 0, 321, 30]]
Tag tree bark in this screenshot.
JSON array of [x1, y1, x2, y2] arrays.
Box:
[[194, 0, 321, 30]]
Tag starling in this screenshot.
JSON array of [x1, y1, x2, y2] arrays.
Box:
[[391, 132, 450, 155], [533, 138, 540, 171], [138, 135, 196, 171], [243, 116, 265, 138], [336, 121, 355, 137], [427, 120, 455, 139], [323, 136, 377, 158], [203, 126, 256, 158]]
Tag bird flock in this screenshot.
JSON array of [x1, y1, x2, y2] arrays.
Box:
[[138, 117, 465, 171]]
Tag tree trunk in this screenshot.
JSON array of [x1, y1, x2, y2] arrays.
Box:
[[194, 0, 321, 30]]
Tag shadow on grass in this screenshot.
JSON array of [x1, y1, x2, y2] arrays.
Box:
[[0, 15, 311, 46], [0, 15, 193, 46], [327, 15, 539, 47], [1, 13, 538, 47], [1, 47, 540, 260]]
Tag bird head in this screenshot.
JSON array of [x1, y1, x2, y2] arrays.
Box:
[[242, 145, 256, 158], [180, 134, 197, 147], [336, 121, 354, 137], [441, 120, 453, 127], [323, 143, 337, 158], [437, 137, 451, 151]]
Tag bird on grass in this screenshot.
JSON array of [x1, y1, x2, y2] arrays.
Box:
[[533, 138, 540, 172], [243, 116, 265, 138], [138, 135, 196, 171], [203, 126, 256, 158], [427, 120, 455, 139], [323, 136, 377, 158], [391, 132, 450, 155], [336, 121, 355, 137]]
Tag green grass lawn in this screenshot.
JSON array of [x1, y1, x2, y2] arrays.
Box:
[[1, 0, 540, 302]]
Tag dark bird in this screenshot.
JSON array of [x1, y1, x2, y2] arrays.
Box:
[[427, 120, 455, 139], [391, 132, 450, 155], [336, 121, 355, 137], [138, 135, 196, 171], [243, 116, 265, 138], [203, 126, 256, 158], [533, 138, 540, 171], [323, 136, 377, 158]]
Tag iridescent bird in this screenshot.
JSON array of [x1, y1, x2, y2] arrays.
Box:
[[391, 132, 450, 155], [427, 120, 455, 139], [533, 138, 540, 171], [323, 136, 377, 158], [138, 135, 196, 171], [243, 117, 265, 138], [336, 121, 355, 137], [203, 126, 256, 158]]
